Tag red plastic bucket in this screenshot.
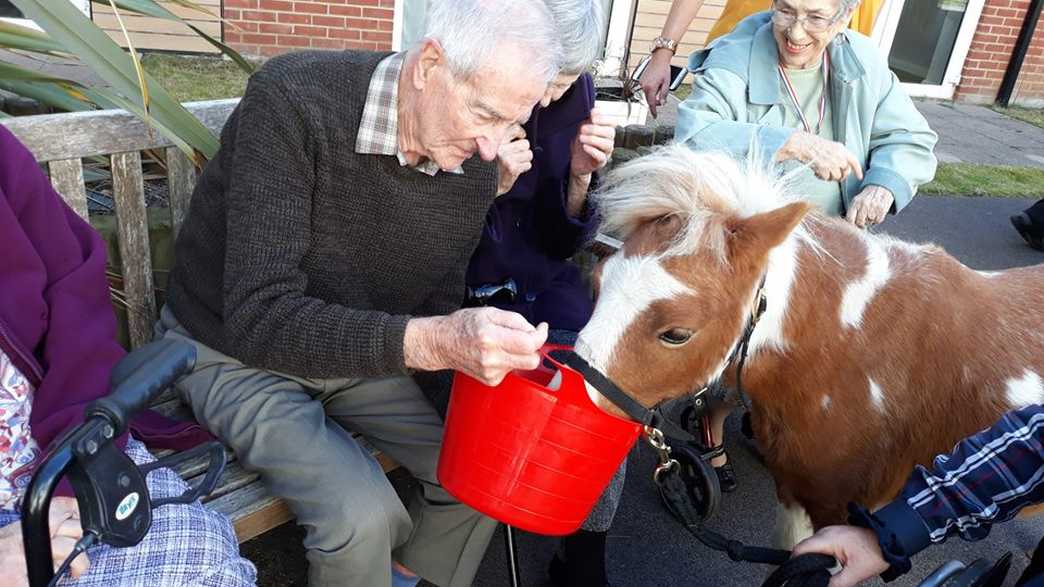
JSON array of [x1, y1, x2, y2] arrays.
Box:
[[437, 346, 642, 535]]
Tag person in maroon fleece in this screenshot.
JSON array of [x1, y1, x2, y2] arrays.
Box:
[[0, 125, 255, 586]]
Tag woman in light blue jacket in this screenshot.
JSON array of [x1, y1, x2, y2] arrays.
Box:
[[675, 0, 937, 490], [677, 2, 937, 226]]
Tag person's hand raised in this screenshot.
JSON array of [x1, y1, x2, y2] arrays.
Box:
[[778, 131, 864, 183], [496, 124, 533, 196]]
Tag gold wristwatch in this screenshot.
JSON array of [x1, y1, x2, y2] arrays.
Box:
[[651, 36, 678, 55]]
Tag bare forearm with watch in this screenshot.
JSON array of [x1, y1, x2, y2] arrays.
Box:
[[639, 0, 706, 116]]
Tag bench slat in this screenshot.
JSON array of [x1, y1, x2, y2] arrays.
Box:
[[111, 151, 157, 349], [0, 100, 238, 162], [166, 147, 196, 240], [207, 479, 294, 543], [194, 460, 259, 503], [48, 158, 89, 220]]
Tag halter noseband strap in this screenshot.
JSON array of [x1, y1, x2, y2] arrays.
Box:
[[550, 277, 769, 442], [550, 350, 695, 442]]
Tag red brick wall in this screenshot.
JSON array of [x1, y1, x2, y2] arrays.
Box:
[[956, 0, 1044, 106], [223, 0, 394, 59]]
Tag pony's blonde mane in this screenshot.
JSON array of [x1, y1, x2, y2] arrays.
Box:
[[594, 144, 818, 263]]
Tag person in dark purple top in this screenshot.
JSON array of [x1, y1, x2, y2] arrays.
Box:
[[418, 2, 620, 585], [463, 71, 603, 333]]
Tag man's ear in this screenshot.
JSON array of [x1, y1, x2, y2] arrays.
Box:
[[413, 38, 446, 90]]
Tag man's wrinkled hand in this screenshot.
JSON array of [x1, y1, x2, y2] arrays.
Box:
[[495, 125, 532, 196], [405, 308, 548, 386], [792, 525, 890, 587], [846, 185, 894, 228]]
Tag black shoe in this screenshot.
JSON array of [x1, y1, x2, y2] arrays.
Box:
[[714, 459, 738, 493], [548, 530, 609, 587], [1011, 212, 1044, 251]]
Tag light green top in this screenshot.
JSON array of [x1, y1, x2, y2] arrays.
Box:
[[779, 64, 842, 217], [676, 12, 939, 216]]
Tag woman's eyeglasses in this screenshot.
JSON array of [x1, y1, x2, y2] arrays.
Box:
[[771, 7, 841, 33]]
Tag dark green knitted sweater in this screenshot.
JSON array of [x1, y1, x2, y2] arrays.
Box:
[[167, 50, 497, 379]]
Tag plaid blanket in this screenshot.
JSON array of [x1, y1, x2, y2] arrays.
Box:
[[2, 436, 256, 586]]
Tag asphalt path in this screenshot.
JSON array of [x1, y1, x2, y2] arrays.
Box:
[[470, 195, 1044, 587]]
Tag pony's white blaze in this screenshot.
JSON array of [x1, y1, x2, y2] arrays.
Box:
[[575, 253, 691, 405], [1005, 370, 1044, 407], [821, 395, 831, 411], [868, 378, 886, 414], [840, 235, 891, 329]]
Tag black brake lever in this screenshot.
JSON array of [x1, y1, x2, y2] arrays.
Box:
[[139, 441, 226, 508]]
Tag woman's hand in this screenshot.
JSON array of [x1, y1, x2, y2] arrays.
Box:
[[0, 497, 90, 587], [847, 185, 894, 227], [570, 109, 616, 178], [639, 50, 676, 118], [568, 109, 616, 217], [778, 131, 864, 183], [791, 525, 890, 587], [495, 124, 533, 196]]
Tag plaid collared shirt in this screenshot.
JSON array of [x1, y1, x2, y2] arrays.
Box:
[[355, 52, 462, 176]]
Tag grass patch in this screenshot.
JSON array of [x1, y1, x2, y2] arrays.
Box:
[[921, 162, 1044, 198], [141, 54, 250, 102], [993, 105, 1044, 129]]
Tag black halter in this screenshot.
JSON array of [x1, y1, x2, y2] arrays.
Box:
[[552, 276, 769, 438]]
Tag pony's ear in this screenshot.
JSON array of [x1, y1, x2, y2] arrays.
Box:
[[726, 201, 812, 263]]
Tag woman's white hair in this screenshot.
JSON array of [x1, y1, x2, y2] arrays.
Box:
[[545, 0, 606, 75], [425, 0, 560, 84]]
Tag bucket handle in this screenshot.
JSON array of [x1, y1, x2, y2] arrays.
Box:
[[538, 345, 600, 407]]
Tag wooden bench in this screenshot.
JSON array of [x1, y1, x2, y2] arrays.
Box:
[[1, 100, 398, 543]]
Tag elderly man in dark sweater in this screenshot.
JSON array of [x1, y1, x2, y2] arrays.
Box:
[[154, 1, 558, 585]]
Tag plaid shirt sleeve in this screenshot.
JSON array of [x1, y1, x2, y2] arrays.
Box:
[[856, 404, 1044, 577]]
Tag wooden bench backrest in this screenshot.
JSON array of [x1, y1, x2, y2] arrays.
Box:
[[1, 100, 238, 348]]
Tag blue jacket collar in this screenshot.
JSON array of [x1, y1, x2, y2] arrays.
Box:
[[747, 21, 867, 106]]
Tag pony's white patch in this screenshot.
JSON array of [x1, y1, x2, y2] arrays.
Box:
[[868, 378, 886, 414], [774, 502, 814, 549], [821, 395, 831, 411], [575, 253, 691, 406], [840, 235, 891, 329], [977, 270, 1003, 279], [1005, 370, 1044, 408], [746, 235, 800, 355]]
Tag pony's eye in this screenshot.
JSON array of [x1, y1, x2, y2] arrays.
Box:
[[658, 328, 693, 346]]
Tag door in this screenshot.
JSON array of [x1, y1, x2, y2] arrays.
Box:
[[875, 0, 986, 99], [0, 0, 90, 28]]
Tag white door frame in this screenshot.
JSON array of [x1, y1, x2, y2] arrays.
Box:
[[875, 0, 986, 100], [598, 0, 637, 77], [1, 0, 89, 30], [392, 0, 405, 51]]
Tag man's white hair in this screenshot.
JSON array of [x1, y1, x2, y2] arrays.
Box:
[[425, 0, 560, 84], [546, 0, 606, 75]]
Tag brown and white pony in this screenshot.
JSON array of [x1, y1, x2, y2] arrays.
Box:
[[576, 144, 1044, 546]]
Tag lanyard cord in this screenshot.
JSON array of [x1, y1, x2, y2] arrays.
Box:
[[778, 51, 830, 135]]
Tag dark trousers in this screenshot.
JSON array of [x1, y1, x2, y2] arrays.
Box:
[[1026, 199, 1044, 227], [1017, 536, 1044, 586]]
